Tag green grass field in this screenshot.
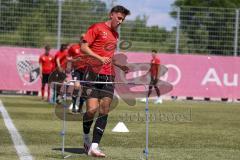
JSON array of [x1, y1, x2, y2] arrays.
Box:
[[0, 95, 240, 160]]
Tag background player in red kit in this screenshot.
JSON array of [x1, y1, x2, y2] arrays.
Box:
[[80, 5, 130, 157], [55, 43, 68, 73], [148, 49, 162, 104], [39, 45, 55, 101], [53, 43, 69, 104], [68, 34, 86, 113]]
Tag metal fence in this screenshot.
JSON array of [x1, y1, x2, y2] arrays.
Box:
[[0, 0, 240, 56], [175, 6, 239, 56]]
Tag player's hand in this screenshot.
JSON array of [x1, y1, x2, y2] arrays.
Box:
[[120, 65, 129, 73], [74, 57, 81, 62], [40, 73, 42, 79], [58, 67, 64, 73], [67, 56, 73, 62], [100, 57, 111, 64], [71, 57, 81, 62]]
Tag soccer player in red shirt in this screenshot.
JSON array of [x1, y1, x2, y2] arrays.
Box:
[[68, 34, 86, 113], [52, 43, 69, 104], [39, 45, 55, 101], [148, 49, 162, 104], [80, 5, 130, 157], [55, 43, 68, 72]]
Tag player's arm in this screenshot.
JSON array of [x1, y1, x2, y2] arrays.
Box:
[[81, 25, 110, 64], [81, 43, 111, 64], [66, 48, 74, 62], [157, 64, 161, 79], [56, 57, 64, 72], [38, 56, 43, 77], [68, 56, 81, 62], [66, 56, 72, 62], [145, 63, 152, 76], [39, 61, 43, 78]]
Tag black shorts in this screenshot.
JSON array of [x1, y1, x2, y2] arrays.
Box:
[[83, 72, 114, 99], [150, 76, 158, 86], [42, 74, 50, 84], [48, 70, 67, 83], [72, 69, 86, 81]]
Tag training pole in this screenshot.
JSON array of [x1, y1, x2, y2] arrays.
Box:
[[141, 85, 150, 160], [60, 82, 71, 159]]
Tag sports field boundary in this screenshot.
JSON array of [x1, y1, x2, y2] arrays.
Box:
[[0, 100, 34, 160]]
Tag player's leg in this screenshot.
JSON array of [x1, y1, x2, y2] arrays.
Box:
[[140, 78, 153, 102], [92, 97, 111, 143], [82, 73, 100, 154], [147, 76, 155, 97], [77, 70, 86, 113], [82, 70, 95, 132], [88, 77, 114, 157], [44, 74, 51, 102], [78, 97, 85, 113], [47, 83, 50, 102], [83, 97, 99, 153], [72, 81, 80, 113], [147, 85, 153, 97], [154, 80, 162, 104], [41, 84, 45, 100], [46, 73, 51, 102], [71, 70, 81, 113], [88, 97, 110, 157], [154, 85, 160, 97], [147, 78, 154, 98], [41, 74, 48, 100]]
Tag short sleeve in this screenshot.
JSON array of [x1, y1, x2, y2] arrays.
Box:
[[39, 56, 42, 63], [157, 58, 160, 64], [83, 24, 99, 46], [68, 46, 73, 57]]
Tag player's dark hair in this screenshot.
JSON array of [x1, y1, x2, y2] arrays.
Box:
[[111, 5, 130, 15], [152, 49, 157, 53], [60, 43, 68, 52], [45, 44, 50, 50]]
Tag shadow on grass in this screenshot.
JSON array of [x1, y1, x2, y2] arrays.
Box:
[[52, 147, 86, 155]]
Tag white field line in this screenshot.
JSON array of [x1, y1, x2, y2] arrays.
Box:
[[0, 100, 34, 160]]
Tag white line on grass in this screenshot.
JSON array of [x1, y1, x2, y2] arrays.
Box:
[[0, 100, 34, 160]]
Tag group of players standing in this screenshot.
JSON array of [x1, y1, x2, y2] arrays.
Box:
[[38, 34, 85, 113]]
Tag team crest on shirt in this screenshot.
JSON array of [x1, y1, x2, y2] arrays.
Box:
[[16, 53, 40, 85], [101, 31, 108, 39]]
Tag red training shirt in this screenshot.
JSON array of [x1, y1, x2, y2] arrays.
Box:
[[68, 43, 87, 70], [83, 22, 118, 75], [55, 50, 68, 69], [39, 54, 55, 74], [150, 57, 161, 78]]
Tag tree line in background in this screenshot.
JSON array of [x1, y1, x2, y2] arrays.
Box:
[[172, 0, 240, 56], [1, 0, 240, 55]]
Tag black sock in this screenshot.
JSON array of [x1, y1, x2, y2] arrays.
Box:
[[154, 86, 160, 97], [72, 96, 77, 110], [83, 113, 94, 134], [92, 114, 108, 144], [72, 89, 79, 110], [79, 97, 85, 108], [148, 86, 153, 97]]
